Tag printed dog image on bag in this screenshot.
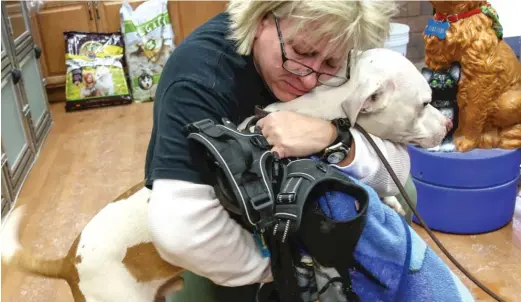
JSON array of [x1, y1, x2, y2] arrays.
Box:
[[120, 0, 176, 103], [138, 72, 154, 90], [64, 31, 132, 111]]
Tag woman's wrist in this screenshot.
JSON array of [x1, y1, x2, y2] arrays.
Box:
[[321, 120, 355, 167], [325, 122, 337, 146]]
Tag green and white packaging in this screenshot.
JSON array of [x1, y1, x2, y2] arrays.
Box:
[[120, 0, 176, 102]]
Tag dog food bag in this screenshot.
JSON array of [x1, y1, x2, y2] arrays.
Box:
[[64, 31, 132, 112], [120, 0, 176, 103]]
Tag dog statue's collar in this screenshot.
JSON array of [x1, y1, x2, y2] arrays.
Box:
[[434, 6, 483, 23], [433, 2, 503, 40]]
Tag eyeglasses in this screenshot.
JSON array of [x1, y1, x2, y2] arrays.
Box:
[[273, 16, 348, 87]]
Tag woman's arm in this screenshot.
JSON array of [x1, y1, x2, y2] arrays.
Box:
[[256, 112, 410, 196], [149, 179, 273, 286]]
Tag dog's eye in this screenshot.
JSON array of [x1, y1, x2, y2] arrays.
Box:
[[370, 93, 379, 102]]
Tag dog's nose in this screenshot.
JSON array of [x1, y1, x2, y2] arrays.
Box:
[[445, 118, 453, 132]]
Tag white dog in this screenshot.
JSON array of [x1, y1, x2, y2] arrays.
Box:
[[94, 65, 115, 96], [1, 48, 450, 302], [250, 48, 450, 148]]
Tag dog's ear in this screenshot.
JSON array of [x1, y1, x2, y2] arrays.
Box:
[[421, 67, 433, 82], [448, 62, 461, 83], [341, 78, 396, 125]]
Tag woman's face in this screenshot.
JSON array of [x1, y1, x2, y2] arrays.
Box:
[[252, 16, 345, 102]]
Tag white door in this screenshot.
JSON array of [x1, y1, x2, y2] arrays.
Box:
[[1, 64, 36, 193]]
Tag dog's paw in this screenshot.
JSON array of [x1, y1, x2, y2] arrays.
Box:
[[382, 196, 406, 216], [440, 141, 456, 152], [426, 145, 441, 152], [454, 136, 478, 152]]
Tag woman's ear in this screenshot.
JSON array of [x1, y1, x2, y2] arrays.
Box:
[[255, 15, 270, 39]]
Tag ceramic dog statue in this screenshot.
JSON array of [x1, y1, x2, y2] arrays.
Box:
[[424, 1, 521, 152], [422, 62, 461, 152], [1, 48, 451, 302]]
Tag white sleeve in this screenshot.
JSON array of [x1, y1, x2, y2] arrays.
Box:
[[148, 178, 273, 287], [331, 128, 411, 196]]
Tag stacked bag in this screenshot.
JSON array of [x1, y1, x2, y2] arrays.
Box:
[[64, 31, 132, 111], [120, 0, 176, 103]]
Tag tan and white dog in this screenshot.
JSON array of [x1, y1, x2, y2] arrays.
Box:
[[1, 48, 450, 302]]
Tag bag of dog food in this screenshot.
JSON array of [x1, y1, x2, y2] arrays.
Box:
[[64, 31, 132, 111], [120, 0, 176, 103]]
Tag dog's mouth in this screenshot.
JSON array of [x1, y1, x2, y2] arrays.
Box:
[[411, 132, 447, 149]]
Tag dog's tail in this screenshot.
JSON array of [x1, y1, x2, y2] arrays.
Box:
[[1, 205, 72, 280]]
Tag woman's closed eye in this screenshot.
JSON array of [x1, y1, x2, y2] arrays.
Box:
[[325, 58, 340, 69], [291, 46, 340, 69], [293, 47, 316, 57]]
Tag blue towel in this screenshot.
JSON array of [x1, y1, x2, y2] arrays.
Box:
[[313, 168, 475, 302]]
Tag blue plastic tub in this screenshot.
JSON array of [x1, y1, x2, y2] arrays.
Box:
[[408, 146, 521, 188], [408, 146, 521, 234]]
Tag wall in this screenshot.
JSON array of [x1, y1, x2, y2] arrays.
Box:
[[391, 1, 433, 65], [488, 0, 521, 38], [488, 0, 521, 57]]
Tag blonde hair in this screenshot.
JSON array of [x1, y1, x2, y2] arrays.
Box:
[[226, 0, 399, 57]]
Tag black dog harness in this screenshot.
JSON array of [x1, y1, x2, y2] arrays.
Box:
[[184, 117, 370, 302]]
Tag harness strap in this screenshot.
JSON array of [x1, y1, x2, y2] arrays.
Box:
[[265, 233, 303, 302], [186, 118, 276, 229]]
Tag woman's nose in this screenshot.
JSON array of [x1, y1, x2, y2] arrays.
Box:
[[300, 73, 318, 90], [299, 60, 322, 90]]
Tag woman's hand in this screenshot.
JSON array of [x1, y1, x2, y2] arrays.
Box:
[[256, 111, 336, 158]]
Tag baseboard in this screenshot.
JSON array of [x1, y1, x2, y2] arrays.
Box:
[[46, 86, 65, 103]]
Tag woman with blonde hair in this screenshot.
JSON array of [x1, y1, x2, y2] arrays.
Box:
[[146, 1, 407, 301]]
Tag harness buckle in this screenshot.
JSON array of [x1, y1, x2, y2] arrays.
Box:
[[277, 192, 296, 204], [183, 118, 215, 134], [250, 135, 271, 150], [250, 192, 273, 211]]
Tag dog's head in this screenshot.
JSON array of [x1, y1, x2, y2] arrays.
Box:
[[341, 48, 451, 148], [430, 1, 486, 15], [138, 73, 154, 90]]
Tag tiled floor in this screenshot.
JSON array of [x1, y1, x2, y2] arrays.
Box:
[[1, 101, 520, 301]]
